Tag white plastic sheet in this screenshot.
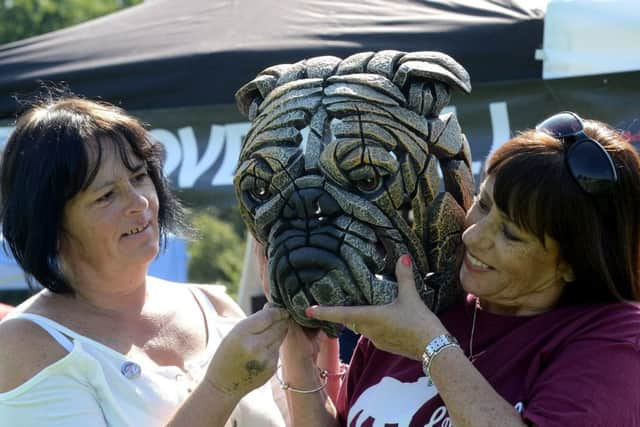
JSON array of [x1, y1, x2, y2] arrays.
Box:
[[540, 0, 640, 79]]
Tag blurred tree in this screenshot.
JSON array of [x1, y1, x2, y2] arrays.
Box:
[[187, 210, 246, 300], [0, 0, 143, 45], [207, 205, 247, 238]]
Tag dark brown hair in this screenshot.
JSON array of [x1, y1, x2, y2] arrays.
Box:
[[0, 95, 186, 294], [486, 119, 640, 304]]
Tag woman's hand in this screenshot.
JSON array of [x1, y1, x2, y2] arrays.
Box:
[[279, 319, 342, 398], [204, 306, 290, 402], [279, 313, 342, 426], [280, 319, 327, 365], [279, 318, 333, 384], [306, 255, 448, 360]]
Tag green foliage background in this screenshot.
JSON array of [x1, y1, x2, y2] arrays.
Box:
[[0, 0, 143, 45], [186, 207, 247, 300]]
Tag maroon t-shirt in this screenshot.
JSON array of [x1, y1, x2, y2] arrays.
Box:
[[336, 295, 640, 426]]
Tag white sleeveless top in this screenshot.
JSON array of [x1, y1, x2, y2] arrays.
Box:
[[0, 287, 286, 427]]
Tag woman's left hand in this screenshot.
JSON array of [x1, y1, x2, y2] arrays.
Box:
[[306, 255, 448, 360], [204, 306, 290, 402]]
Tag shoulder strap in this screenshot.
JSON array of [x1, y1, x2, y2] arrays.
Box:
[[189, 286, 218, 321], [188, 286, 238, 360], [9, 313, 74, 352]]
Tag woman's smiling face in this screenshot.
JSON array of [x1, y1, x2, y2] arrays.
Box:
[[459, 176, 574, 315], [58, 140, 160, 280]]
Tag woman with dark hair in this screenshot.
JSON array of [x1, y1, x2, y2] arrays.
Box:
[[283, 112, 640, 426], [0, 96, 289, 426]]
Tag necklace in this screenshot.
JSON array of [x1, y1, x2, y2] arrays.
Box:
[[468, 297, 479, 361]]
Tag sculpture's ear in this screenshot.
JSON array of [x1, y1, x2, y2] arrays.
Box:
[[235, 64, 292, 120], [391, 52, 471, 118], [235, 56, 342, 121]]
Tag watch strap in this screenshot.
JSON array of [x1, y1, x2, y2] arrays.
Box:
[[421, 334, 460, 378]]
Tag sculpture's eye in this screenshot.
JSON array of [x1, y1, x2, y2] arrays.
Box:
[[237, 156, 276, 209], [248, 179, 271, 203], [355, 175, 382, 193]]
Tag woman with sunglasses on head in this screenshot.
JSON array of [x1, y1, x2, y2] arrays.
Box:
[[289, 112, 640, 426]]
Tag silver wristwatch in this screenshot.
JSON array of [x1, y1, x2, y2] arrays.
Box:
[[421, 334, 460, 378]]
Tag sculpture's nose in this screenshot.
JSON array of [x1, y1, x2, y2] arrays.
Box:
[[282, 188, 340, 225]]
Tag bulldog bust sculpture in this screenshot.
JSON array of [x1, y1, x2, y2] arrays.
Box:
[[234, 51, 473, 336]]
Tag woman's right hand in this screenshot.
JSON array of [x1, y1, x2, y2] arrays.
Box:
[[204, 306, 290, 402], [280, 319, 342, 402], [280, 319, 325, 365]]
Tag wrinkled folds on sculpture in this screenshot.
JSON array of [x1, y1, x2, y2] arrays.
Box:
[[234, 51, 474, 336]]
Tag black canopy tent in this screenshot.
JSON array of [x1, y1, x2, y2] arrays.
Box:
[[1, 0, 638, 208], [0, 0, 543, 113]]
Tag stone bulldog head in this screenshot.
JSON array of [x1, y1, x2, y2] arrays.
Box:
[[234, 51, 473, 336]]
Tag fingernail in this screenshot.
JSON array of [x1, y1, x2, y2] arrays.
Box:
[[305, 306, 317, 317], [401, 254, 412, 267]]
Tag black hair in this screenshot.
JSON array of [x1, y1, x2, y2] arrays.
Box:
[[0, 94, 187, 293]]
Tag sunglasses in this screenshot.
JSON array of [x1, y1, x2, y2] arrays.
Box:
[[536, 111, 618, 195]]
